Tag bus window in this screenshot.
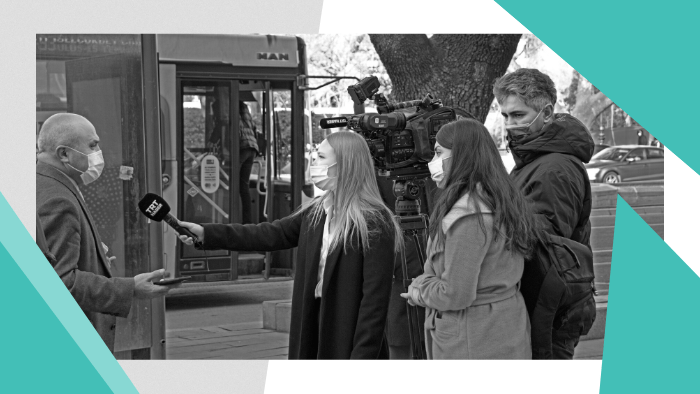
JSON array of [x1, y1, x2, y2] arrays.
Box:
[[274, 90, 293, 179], [180, 82, 231, 260]]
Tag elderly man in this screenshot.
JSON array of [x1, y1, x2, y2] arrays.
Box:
[[493, 68, 597, 359], [36, 113, 172, 353]]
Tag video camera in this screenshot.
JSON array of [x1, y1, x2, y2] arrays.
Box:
[[319, 76, 458, 174]]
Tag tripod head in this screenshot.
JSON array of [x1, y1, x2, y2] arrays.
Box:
[[393, 179, 424, 216]]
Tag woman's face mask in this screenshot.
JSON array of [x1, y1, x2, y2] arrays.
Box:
[[62, 146, 105, 185], [428, 156, 451, 186], [310, 162, 337, 191]]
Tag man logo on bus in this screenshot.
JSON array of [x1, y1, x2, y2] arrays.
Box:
[[257, 52, 289, 61]]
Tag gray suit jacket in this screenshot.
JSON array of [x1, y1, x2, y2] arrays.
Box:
[[36, 161, 134, 353]]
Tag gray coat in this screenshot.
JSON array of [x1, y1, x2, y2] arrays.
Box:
[[409, 192, 531, 359], [37, 162, 134, 353]]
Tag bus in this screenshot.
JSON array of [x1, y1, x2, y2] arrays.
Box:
[[36, 34, 315, 358], [157, 34, 315, 283]]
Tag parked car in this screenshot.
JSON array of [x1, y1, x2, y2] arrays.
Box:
[[585, 145, 664, 183], [593, 144, 610, 155]]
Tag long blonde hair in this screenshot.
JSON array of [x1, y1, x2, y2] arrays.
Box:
[[297, 131, 404, 255]]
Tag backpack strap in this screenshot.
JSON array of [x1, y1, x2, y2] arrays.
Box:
[[530, 266, 567, 359]]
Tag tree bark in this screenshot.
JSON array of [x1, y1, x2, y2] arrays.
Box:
[[369, 34, 521, 122]]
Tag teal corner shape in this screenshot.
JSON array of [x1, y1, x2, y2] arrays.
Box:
[[601, 196, 699, 392], [494, 0, 700, 177], [0, 193, 138, 394], [0, 241, 112, 393]]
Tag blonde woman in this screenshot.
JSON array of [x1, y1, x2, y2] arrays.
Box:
[[178, 131, 403, 359]]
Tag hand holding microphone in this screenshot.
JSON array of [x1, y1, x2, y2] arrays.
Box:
[[138, 193, 203, 248], [177, 221, 205, 246]]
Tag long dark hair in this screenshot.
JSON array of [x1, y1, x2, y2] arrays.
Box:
[[428, 119, 537, 257]]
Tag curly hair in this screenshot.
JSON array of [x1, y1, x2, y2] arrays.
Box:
[[493, 68, 557, 112]]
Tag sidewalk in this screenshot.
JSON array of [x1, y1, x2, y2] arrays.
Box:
[[166, 320, 603, 360], [166, 321, 289, 360]]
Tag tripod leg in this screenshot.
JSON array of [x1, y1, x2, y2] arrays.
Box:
[[407, 304, 425, 359], [400, 230, 427, 360]]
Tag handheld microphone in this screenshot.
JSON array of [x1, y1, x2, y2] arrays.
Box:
[[319, 117, 349, 129], [138, 193, 202, 247]]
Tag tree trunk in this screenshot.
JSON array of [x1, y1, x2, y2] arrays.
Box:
[[369, 34, 521, 122]]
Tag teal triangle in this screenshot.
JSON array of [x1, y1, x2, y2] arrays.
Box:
[[494, 0, 700, 177], [601, 196, 699, 392], [0, 241, 113, 393]]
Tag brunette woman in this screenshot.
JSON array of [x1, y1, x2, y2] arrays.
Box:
[[402, 119, 537, 359]]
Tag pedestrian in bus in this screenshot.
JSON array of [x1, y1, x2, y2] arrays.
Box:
[[178, 131, 402, 359], [401, 119, 536, 359], [36, 113, 175, 354], [239, 101, 260, 224]]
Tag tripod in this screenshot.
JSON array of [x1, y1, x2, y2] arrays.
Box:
[[395, 198, 428, 360]]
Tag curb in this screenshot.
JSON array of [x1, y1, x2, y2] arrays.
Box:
[[167, 276, 293, 297]]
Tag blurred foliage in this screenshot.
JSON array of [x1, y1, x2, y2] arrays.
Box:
[[183, 107, 205, 149], [300, 34, 392, 107]]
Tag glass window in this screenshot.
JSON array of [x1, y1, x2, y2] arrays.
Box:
[[647, 148, 664, 159], [181, 83, 231, 259], [592, 147, 630, 161], [274, 90, 293, 180], [37, 34, 151, 353], [627, 149, 646, 161]]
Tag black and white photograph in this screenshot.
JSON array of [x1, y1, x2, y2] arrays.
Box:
[[35, 33, 664, 361]]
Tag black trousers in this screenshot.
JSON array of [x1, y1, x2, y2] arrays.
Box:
[[552, 334, 580, 359], [239, 148, 257, 224]]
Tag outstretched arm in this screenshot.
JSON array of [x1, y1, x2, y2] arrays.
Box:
[[178, 213, 304, 252]]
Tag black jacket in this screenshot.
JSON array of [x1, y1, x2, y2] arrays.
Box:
[[509, 114, 595, 315], [509, 113, 594, 244], [200, 207, 395, 359]]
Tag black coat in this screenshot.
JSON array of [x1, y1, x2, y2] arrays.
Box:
[[509, 113, 594, 313], [200, 208, 395, 359]]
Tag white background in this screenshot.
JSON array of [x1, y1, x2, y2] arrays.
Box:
[[3, 0, 695, 393]]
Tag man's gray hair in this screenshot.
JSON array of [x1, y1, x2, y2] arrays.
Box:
[[37, 113, 87, 154], [493, 68, 557, 113]]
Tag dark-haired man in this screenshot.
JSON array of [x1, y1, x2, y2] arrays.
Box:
[[493, 68, 596, 359]]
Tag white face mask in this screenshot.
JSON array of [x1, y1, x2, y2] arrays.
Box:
[[310, 163, 337, 191], [428, 156, 451, 184], [63, 146, 105, 185]]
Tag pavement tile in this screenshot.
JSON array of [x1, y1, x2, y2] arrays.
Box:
[[574, 338, 604, 360]]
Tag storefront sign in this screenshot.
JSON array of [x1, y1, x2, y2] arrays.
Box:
[[36, 34, 141, 58]]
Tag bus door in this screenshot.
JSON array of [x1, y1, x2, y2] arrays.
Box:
[[239, 80, 298, 278], [173, 78, 301, 281], [176, 80, 239, 281]]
